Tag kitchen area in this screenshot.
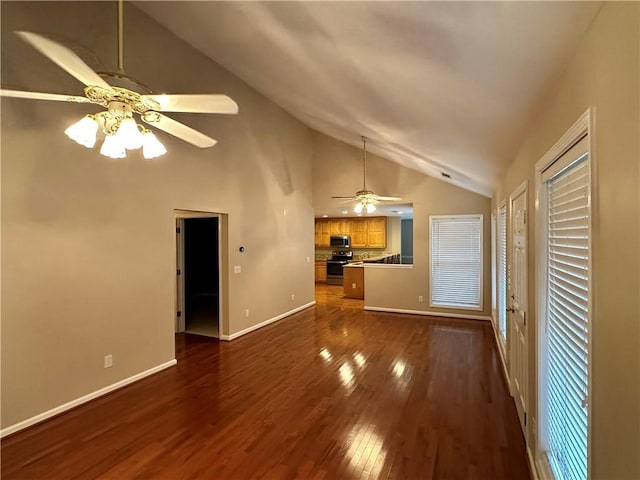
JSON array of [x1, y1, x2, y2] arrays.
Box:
[[314, 212, 412, 300]]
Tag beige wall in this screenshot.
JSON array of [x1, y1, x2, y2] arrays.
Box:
[[493, 3, 640, 478], [386, 216, 402, 255], [312, 133, 492, 318], [1, 2, 315, 429]]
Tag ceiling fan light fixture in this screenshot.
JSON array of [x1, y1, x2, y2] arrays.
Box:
[[100, 133, 126, 159], [115, 117, 143, 150], [64, 115, 98, 148], [366, 203, 376, 214], [353, 202, 364, 214], [141, 130, 167, 159]]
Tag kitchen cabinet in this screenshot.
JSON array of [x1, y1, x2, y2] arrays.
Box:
[[343, 265, 364, 299], [350, 220, 368, 247], [314, 217, 386, 248], [315, 219, 331, 247], [315, 261, 327, 283], [340, 219, 352, 236], [366, 217, 387, 248]]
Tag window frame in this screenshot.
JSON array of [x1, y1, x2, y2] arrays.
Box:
[[429, 214, 484, 311], [535, 108, 594, 480]]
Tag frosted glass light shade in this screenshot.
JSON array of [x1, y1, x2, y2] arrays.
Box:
[[141, 131, 167, 159], [366, 203, 376, 213], [64, 116, 98, 148], [100, 134, 126, 159], [115, 118, 143, 150], [353, 202, 364, 214]]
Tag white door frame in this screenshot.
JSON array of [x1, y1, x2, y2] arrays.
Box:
[[509, 180, 528, 438], [534, 108, 594, 478], [174, 210, 223, 337]]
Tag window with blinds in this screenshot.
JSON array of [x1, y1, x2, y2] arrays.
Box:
[[497, 205, 507, 341], [430, 215, 483, 310], [543, 135, 590, 480]]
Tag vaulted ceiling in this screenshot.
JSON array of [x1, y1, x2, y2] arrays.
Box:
[[136, 1, 601, 197]]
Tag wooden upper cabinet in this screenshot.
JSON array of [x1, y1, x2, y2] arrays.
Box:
[[315, 219, 330, 247], [366, 217, 387, 248], [350, 219, 368, 247], [340, 219, 352, 236], [315, 216, 386, 248]]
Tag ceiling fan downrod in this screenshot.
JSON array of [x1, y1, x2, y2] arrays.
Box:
[[117, 0, 124, 72], [362, 135, 368, 191]]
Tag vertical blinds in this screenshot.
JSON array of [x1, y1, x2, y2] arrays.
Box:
[[545, 146, 590, 480], [498, 206, 507, 340], [430, 215, 482, 309]]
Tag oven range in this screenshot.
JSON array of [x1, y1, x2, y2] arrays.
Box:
[[326, 250, 353, 285]]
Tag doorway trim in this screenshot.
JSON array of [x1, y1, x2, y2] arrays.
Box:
[[174, 209, 226, 338], [534, 108, 594, 480]]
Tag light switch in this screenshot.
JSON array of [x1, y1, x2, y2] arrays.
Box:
[[234, 265, 241, 274]]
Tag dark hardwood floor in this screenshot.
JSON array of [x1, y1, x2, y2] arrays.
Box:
[[2, 285, 530, 479]]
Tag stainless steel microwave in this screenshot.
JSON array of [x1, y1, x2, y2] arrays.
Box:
[[330, 235, 351, 248]]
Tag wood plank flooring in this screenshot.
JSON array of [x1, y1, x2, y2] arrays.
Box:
[[2, 285, 530, 479]]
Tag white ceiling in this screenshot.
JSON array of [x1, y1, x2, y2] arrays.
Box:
[[136, 1, 601, 197]]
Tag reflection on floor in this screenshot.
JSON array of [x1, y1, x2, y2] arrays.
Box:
[[1, 296, 530, 479], [315, 283, 364, 308], [185, 293, 219, 338]]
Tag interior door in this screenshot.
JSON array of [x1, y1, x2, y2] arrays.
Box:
[[509, 184, 528, 433], [176, 218, 185, 333]]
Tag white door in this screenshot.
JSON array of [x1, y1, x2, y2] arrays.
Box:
[[509, 183, 528, 433]]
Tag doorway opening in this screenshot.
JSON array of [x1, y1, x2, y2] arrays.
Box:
[[175, 212, 221, 338]]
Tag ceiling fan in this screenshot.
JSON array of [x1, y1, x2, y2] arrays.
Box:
[[332, 136, 402, 213], [0, 0, 238, 159]]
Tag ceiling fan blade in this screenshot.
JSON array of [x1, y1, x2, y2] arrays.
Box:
[[143, 94, 239, 114], [331, 196, 358, 199], [142, 112, 217, 148], [16, 31, 113, 91], [0, 89, 90, 103], [373, 195, 403, 201]]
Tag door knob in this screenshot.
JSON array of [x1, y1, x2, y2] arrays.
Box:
[[506, 306, 515, 313]]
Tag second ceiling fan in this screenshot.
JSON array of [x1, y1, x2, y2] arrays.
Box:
[[332, 136, 402, 213]]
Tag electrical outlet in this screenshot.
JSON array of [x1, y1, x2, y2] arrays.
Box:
[[306, 257, 310, 263], [104, 355, 113, 368], [418, 295, 424, 303], [352, 283, 356, 289], [291, 293, 295, 301], [245, 309, 249, 318], [234, 265, 241, 274]]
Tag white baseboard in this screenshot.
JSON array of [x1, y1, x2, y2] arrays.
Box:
[[1, 359, 177, 438], [490, 320, 511, 392], [363, 306, 492, 322], [220, 301, 315, 341]]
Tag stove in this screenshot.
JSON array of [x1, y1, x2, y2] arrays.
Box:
[[326, 250, 353, 285]]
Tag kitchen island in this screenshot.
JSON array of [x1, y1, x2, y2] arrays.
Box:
[[343, 263, 364, 299]]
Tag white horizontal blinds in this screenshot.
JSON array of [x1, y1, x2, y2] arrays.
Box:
[[430, 215, 482, 309], [545, 138, 590, 480], [498, 206, 507, 339]]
